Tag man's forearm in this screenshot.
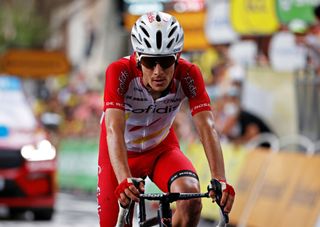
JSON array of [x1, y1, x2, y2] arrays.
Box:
[[202, 127, 226, 180], [193, 111, 226, 180], [107, 133, 132, 183], [105, 110, 131, 183]]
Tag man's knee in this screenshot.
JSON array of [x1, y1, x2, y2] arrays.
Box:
[[178, 196, 202, 216], [170, 176, 202, 215], [170, 175, 200, 193]]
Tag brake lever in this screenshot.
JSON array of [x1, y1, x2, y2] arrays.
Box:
[[208, 179, 229, 224], [124, 178, 145, 224]]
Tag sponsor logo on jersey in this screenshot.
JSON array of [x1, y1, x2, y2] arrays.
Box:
[[105, 101, 124, 109], [163, 98, 182, 104], [193, 103, 210, 111], [125, 103, 180, 114], [183, 76, 197, 98], [118, 70, 129, 95], [134, 87, 143, 92], [126, 95, 148, 101]]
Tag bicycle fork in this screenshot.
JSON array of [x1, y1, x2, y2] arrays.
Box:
[[138, 198, 172, 227], [158, 200, 172, 227]]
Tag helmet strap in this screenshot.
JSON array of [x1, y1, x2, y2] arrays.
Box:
[[135, 52, 142, 69]]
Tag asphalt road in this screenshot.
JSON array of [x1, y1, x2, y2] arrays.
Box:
[[0, 192, 217, 227], [0, 192, 99, 227]]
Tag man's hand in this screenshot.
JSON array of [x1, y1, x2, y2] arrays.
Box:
[[208, 179, 235, 213], [115, 178, 145, 208]]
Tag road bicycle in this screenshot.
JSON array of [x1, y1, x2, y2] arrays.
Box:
[[116, 179, 229, 227]]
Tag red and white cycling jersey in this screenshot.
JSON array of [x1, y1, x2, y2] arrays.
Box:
[[102, 53, 211, 152]]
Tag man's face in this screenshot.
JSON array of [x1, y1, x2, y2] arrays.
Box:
[[139, 55, 176, 93]]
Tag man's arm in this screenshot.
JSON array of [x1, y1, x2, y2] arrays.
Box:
[[192, 110, 234, 213], [192, 110, 226, 180], [105, 108, 142, 205], [105, 108, 131, 182]]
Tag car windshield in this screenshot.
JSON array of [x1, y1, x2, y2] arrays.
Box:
[[0, 76, 37, 130]]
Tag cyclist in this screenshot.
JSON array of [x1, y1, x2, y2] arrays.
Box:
[[97, 11, 235, 226]]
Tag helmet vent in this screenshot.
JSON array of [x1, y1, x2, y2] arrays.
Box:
[[139, 25, 150, 38], [178, 33, 184, 43], [168, 26, 177, 38], [144, 38, 151, 48], [156, 14, 161, 22], [131, 34, 142, 45], [156, 30, 162, 49], [167, 38, 174, 49]]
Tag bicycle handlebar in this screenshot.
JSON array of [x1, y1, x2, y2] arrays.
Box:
[[139, 192, 209, 202], [116, 186, 229, 227], [139, 191, 228, 226]]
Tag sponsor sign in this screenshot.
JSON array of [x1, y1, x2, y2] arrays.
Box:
[[276, 0, 320, 24], [230, 0, 280, 35], [0, 50, 70, 77]]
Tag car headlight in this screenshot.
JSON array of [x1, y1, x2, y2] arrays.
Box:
[[21, 140, 56, 161]]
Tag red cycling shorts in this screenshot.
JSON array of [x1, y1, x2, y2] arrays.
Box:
[[97, 126, 198, 227]]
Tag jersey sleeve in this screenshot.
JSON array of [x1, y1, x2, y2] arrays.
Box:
[[103, 61, 130, 111], [182, 64, 211, 116]]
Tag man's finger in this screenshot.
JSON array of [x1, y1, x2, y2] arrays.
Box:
[[224, 195, 234, 213], [124, 188, 140, 202], [119, 193, 130, 207], [220, 191, 228, 206]]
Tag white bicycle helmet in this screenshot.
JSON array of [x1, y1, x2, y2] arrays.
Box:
[[131, 11, 184, 55]]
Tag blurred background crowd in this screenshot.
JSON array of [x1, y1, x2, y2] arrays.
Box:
[[1, 0, 320, 150], [1, 0, 320, 225]]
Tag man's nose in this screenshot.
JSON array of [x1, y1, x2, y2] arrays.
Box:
[[153, 63, 162, 72]]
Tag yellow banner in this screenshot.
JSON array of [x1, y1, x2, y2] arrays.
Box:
[[230, 0, 279, 35], [186, 142, 248, 220], [233, 151, 320, 227], [273, 154, 320, 227], [230, 149, 271, 224]]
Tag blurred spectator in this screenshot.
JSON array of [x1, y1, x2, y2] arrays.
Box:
[[213, 87, 274, 148], [289, 19, 320, 74], [228, 62, 246, 98], [40, 94, 63, 132], [206, 61, 229, 100], [206, 58, 246, 101], [32, 76, 102, 141]]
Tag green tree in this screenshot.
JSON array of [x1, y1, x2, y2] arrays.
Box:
[[0, 1, 49, 53]]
